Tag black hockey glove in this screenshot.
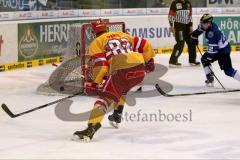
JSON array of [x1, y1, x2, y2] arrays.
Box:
[[201, 52, 214, 66]]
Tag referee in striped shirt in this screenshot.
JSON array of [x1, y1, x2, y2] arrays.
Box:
[[168, 0, 200, 67]]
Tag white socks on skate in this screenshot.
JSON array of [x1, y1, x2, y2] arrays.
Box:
[[204, 65, 213, 75]]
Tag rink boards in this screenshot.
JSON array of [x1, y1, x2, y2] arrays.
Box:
[[0, 15, 239, 72]]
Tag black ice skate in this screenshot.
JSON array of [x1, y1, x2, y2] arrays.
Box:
[[189, 61, 201, 66], [108, 105, 124, 129], [169, 62, 182, 68], [72, 123, 101, 142], [205, 75, 214, 87], [108, 112, 122, 129]]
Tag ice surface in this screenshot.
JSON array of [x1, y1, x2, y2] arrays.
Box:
[[0, 53, 240, 159]]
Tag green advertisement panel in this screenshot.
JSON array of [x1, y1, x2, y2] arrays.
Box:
[[204, 16, 240, 46], [18, 19, 92, 62]]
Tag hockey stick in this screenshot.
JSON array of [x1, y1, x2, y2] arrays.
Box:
[[155, 84, 240, 97], [197, 46, 226, 90], [1, 92, 83, 118]]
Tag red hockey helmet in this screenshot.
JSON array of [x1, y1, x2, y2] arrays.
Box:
[[91, 18, 107, 36]]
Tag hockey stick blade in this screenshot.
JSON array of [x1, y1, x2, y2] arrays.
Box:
[[155, 84, 240, 97], [1, 92, 83, 118], [1, 104, 16, 118], [155, 84, 169, 96]]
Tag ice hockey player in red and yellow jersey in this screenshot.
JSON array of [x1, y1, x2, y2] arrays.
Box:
[[73, 19, 155, 142], [108, 35, 156, 128]]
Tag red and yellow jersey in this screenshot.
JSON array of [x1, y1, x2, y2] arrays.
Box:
[[88, 31, 155, 84], [132, 36, 155, 63]]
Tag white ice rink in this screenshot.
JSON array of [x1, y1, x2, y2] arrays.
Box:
[[1, 53, 240, 159]]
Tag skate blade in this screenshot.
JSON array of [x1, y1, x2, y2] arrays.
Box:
[[71, 135, 91, 143], [109, 121, 119, 129], [205, 83, 214, 87], [169, 64, 182, 68], [189, 63, 201, 67]]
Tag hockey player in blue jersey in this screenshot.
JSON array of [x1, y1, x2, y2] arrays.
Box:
[[191, 13, 240, 86]]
